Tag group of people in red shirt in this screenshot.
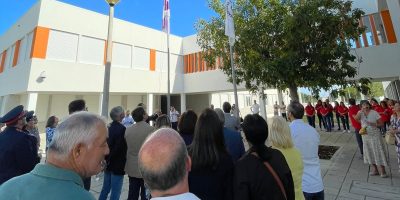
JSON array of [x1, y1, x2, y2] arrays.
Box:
[[305, 99, 351, 133]]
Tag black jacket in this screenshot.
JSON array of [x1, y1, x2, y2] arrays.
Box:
[[234, 148, 295, 200], [105, 121, 127, 175], [0, 127, 40, 184]]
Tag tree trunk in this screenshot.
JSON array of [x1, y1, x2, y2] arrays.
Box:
[[288, 85, 299, 101]]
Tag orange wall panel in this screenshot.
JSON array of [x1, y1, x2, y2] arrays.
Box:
[[12, 40, 21, 67], [381, 10, 397, 44], [0, 51, 6, 73], [150, 49, 156, 71], [30, 26, 49, 59]]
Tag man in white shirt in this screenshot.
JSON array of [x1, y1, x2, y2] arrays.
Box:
[[138, 128, 200, 200], [169, 106, 180, 131], [288, 101, 324, 200], [250, 100, 260, 115]]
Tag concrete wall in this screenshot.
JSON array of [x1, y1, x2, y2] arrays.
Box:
[[186, 94, 211, 115]]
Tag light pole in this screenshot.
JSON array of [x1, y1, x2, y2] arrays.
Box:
[[101, 0, 120, 118]]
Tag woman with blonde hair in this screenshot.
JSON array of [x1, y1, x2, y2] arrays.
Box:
[[269, 116, 304, 200]]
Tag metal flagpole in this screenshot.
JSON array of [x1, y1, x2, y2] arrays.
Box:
[[167, 30, 171, 117], [225, 0, 239, 123]]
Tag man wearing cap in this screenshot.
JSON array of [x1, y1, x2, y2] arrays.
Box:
[[0, 105, 40, 185]]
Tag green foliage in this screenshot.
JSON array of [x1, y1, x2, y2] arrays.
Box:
[[196, 0, 365, 100]]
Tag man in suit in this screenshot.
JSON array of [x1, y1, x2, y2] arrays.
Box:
[[125, 106, 155, 200], [0, 105, 40, 184]]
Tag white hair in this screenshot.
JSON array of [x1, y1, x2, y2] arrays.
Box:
[[110, 106, 124, 121], [48, 112, 107, 159]]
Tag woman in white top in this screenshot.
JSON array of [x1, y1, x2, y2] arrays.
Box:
[[355, 101, 388, 178]]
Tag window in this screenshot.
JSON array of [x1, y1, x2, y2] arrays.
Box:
[[47, 30, 79, 62], [25, 31, 34, 61], [245, 95, 251, 107], [17, 36, 27, 65], [78, 36, 105, 65], [133, 47, 150, 70], [112, 42, 132, 68]]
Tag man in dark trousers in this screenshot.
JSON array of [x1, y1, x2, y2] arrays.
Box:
[[68, 99, 91, 191], [0, 105, 40, 184]]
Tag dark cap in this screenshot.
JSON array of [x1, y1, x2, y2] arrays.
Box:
[[26, 111, 35, 122], [0, 105, 26, 124]]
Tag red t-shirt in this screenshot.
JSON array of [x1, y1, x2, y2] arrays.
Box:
[[337, 105, 348, 116], [320, 107, 329, 116], [374, 105, 389, 122], [327, 104, 334, 113], [305, 105, 315, 116], [315, 104, 322, 115], [348, 105, 361, 129]]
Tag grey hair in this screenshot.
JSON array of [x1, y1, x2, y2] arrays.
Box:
[[214, 108, 225, 124], [139, 128, 188, 191], [287, 100, 305, 119], [48, 112, 107, 159], [110, 106, 124, 121]]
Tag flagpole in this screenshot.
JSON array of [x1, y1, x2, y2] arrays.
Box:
[[167, 30, 171, 117], [229, 44, 239, 122]]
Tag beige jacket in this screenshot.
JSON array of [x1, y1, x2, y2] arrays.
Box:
[[124, 121, 155, 178]]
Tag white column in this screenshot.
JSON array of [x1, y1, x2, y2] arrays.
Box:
[[259, 89, 267, 119], [387, 1, 400, 42], [0, 96, 9, 116], [147, 93, 154, 116], [180, 93, 186, 113], [98, 93, 104, 115], [26, 93, 38, 112], [277, 89, 284, 106]]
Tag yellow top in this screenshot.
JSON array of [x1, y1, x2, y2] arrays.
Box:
[[274, 147, 305, 200]]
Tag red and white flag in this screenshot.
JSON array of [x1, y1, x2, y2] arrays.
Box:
[[162, 0, 170, 34]]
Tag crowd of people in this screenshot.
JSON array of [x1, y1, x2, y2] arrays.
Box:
[[0, 96, 400, 199]]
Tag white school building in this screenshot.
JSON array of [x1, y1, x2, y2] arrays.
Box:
[[0, 0, 399, 128]]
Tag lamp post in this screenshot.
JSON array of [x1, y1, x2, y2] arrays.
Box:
[[101, 0, 120, 118]]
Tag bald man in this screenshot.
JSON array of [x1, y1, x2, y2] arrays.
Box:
[[138, 128, 199, 200]]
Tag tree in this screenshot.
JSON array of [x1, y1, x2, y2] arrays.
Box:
[[196, 0, 365, 101]]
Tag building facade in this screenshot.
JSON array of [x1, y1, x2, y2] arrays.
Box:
[[0, 0, 399, 127]]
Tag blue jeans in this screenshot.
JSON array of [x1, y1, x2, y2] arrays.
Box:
[[354, 128, 363, 155], [307, 116, 316, 128], [323, 116, 332, 132], [304, 190, 324, 200], [98, 171, 124, 200]]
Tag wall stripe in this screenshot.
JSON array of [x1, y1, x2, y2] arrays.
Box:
[[0, 51, 6, 73], [369, 15, 380, 46], [12, 40, 21, 67], [30, 26, 50, 59], [359, 19, 369, 47], [149, 49, 156, 71], [381, 10, 397, 44]]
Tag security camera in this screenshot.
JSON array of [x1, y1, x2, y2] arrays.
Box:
[[39, 71, 46, 79]]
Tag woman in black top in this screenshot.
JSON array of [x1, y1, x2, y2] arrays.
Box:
[[188, 108, 234, 200], [178, 110, 197, 146], [234, 114, 295, 200]]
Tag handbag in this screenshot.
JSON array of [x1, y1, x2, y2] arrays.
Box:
[[359, 127, 367, 135], [252, 152, 287, 200], [386, 132, 396, 145]]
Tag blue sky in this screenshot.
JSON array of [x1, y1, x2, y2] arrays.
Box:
[[0, 0, 216, 37]]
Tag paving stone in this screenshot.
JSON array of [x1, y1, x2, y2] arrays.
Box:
[[350, 180, 400, 200]]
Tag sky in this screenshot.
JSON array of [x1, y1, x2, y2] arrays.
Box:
[[0, 0, 217, 37]]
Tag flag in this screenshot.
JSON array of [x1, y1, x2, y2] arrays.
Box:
[[162, 0, 170, 34], [225, 0, 235, 46]]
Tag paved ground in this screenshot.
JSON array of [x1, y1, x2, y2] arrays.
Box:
[[39, 128, 400, 200]]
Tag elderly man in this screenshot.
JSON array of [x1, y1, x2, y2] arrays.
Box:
[[125, 106, 155, 200], [288, 101, 324, 200], [0, 105, 40, 185], [0, 112, 109, 200], [138, 128, 199, 199]]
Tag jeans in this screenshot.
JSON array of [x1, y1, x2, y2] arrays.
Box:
[[307, 116, 316, 128], [335, 113, 341, 130], [304, 190, 324, 200], [99, 171, 124, 200], [354, 128, 363, 155], [128, 176, 146, 200], [323, 116, 332, 132], [317, 114, 325, 129], [329, 112, 334, 128], [340, 115, 350, 130]]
